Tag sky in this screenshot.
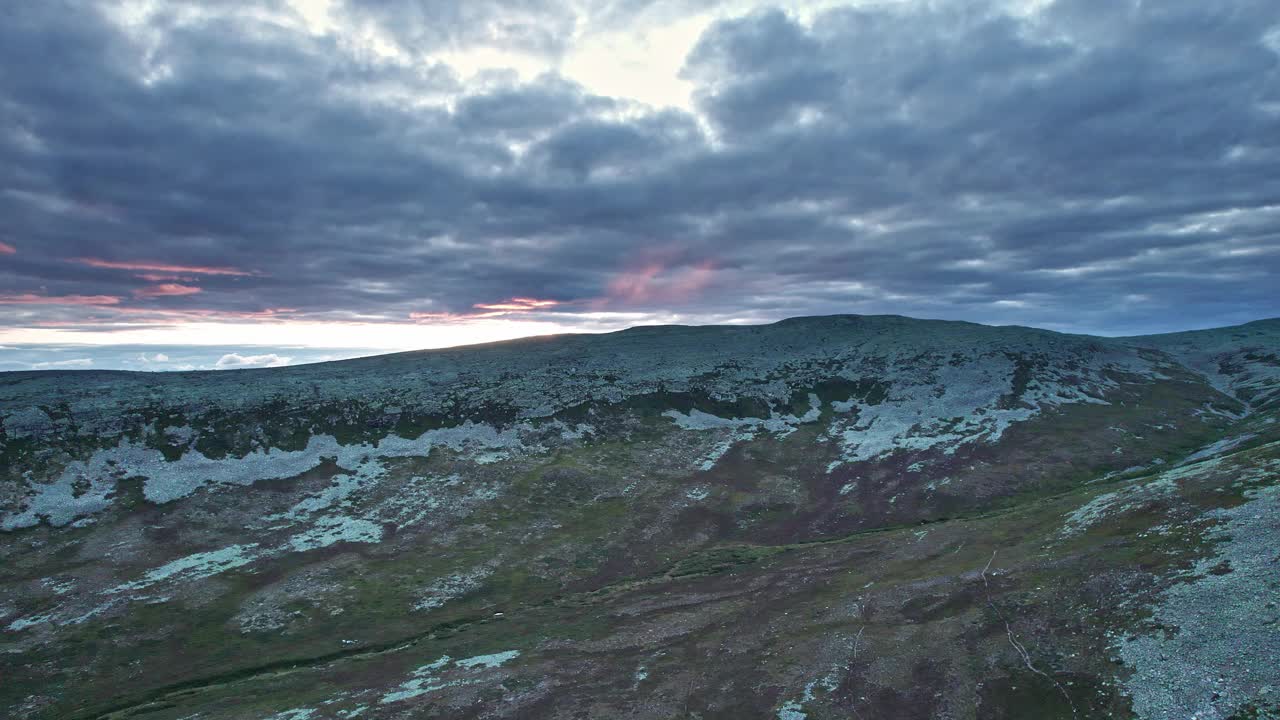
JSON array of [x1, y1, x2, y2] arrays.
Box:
[[1, 0, 1279, 371]]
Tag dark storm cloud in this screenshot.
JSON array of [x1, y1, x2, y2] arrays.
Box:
[[669, 1, 1280, 331], [0, 0, 1277, 337]]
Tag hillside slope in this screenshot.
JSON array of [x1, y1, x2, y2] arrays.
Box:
[[2, 315, 1278, 719]]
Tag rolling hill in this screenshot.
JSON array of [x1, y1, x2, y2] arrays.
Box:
[[2, 315, 1278, 719]]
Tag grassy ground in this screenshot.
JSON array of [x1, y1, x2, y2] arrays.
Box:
[[3, 318, 1278, 719]]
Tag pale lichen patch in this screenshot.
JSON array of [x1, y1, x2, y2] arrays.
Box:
[[6, 611, 56, 632], [2, 421, 548, 532], [662, 407, 820, 470], [413, 566, 493, 612], [378, 650, 520, 704], [264, 708, 317, 720], [776, 674, 840, 720], [455, 649, 521, 669], [1061, 476, 1177, 537], [1116, 484, 1280, 719], [285, 516, 383, 553], [1181, 433, 1258, 463], [109, 543, 261, 593]]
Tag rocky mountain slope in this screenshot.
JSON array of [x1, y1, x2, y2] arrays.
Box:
[[2, 314, 1278, 720]]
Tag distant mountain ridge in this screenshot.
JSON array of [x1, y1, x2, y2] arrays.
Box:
[[1124, 317, 1280, 409]]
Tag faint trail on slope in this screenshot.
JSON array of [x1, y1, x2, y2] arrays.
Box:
[[979, 549, 1079, 720], [849, 625, 867, 720]]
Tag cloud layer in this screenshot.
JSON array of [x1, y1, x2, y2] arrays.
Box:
[[0, 0, 1277, 341]]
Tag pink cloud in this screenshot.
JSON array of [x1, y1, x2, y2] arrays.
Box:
[[134, 283, 202, 297], [0, 293, 121, 306], [0, 241, 15, 255], [74, 258, 256, 276], [605, 260, 716, 305], [607, 264, 664, 303], [671, 261, 716, 297]]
